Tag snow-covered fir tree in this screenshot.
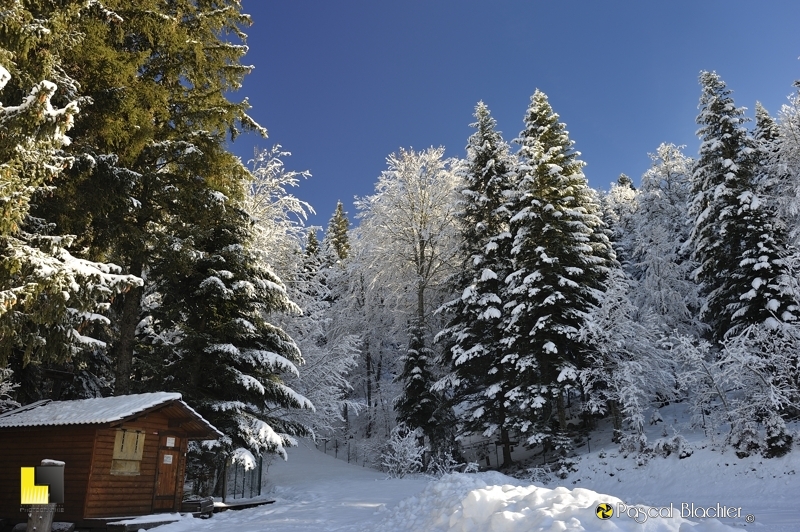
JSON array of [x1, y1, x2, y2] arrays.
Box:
[[600, 175, 637, 270], [435, 102, 518, 466], [0, 366, 20, 414], [0, 33, 139, 397], [504, 90, 614, 444], [689, 71, 796, 341], [143, 192, 313, 461], [324, 201, 351, 263], [395, 318, 439, 444]]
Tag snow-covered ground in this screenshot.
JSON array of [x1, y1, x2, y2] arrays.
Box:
[[149, 406, 800, 532], [152, 439, 427, 532]]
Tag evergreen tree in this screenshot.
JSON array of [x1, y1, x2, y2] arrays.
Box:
[[0, 5, 139, 389], [30, 0, 266, 395], [142, 193, 313, 458], [435, 102, 517, 466], [395, 319, 438, 444], [600, 174, 638, 271], [690, 72, 796, 340], [324, 201, 351, 262], [504, 90, 613, 444], [306, 230, 321, 258]]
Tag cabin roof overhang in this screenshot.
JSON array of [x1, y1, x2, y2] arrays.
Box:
[[0, 392, 222, 440]]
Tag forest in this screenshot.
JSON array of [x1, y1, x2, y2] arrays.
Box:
[[2, 1, 800, 494]]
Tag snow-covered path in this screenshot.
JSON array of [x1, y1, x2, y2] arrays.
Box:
[[147, 439, 778, 532], [155, 440, 428, 531]]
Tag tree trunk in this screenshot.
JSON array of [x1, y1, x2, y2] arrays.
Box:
[[365, 339, 373, 439], [500, 426, 513, 468], [557, 391, 567, 432], [113, 261, 143, 395]]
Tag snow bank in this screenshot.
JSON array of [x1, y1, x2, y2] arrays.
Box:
[[378, 472, 739, 532]]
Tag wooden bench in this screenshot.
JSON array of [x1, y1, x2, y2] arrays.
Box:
[[180, 496, 214, 517]]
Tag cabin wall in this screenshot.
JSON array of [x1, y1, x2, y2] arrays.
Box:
[[84, 412, 188, 518], [0, 425, 96, 523]]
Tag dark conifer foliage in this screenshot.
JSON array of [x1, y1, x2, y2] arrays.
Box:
[[436, 102, 517, 466], [690, 72, 796, 341], [324, 201, 351, 262], [504, 90, 613, 443], [141, 193, 312, 456], [0, 2, 139, 391], [395, 319, 438, 443]]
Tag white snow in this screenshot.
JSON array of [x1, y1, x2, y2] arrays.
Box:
[[0, 392, 183, 427], [145, 411, 800, 532]]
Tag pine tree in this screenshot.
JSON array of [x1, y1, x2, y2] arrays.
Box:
[[395, 318, 438, 443], [0, 5, 139, 383], [435, 102, 517, 466], [29, 0, 266, 395], [504, 90, 614, 444], [690, 72, 796, 340], [142, 194, 313, 459], [324, 201, 351, 262]]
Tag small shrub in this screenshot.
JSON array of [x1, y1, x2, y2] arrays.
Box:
[[380, 424, 424, 478], [649, 409, 663, 425], [524, 466, 553, 485], [763, 415, 793, 459], [731, 423, 761, 459], [652, 434, 692, 459]]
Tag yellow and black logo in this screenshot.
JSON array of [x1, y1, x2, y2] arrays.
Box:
[[21, 466, 64, 504], [596, 503, 613, 520]]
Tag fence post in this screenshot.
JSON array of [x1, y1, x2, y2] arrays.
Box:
[[258, 455, 263, 496], [222, 460, 228, 504]]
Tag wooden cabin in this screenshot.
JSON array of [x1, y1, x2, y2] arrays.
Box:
[[0, 392, 221, 527]]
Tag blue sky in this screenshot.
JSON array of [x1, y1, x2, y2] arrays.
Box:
[[231, 1, 800, 230]]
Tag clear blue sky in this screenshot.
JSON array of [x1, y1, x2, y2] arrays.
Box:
[[231, 1, 800, 230]]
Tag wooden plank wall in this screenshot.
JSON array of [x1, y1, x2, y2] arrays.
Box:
[[0, 425, 96, 523], [84, 412, 187, 518]]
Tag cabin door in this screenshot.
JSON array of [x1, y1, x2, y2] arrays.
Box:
[[153, 435, 181, 511]]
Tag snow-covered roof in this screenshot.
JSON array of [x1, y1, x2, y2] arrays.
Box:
[[0, 392, 220, 438]]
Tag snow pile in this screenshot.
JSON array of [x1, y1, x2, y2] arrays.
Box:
[[378, 472, 739, 532]]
